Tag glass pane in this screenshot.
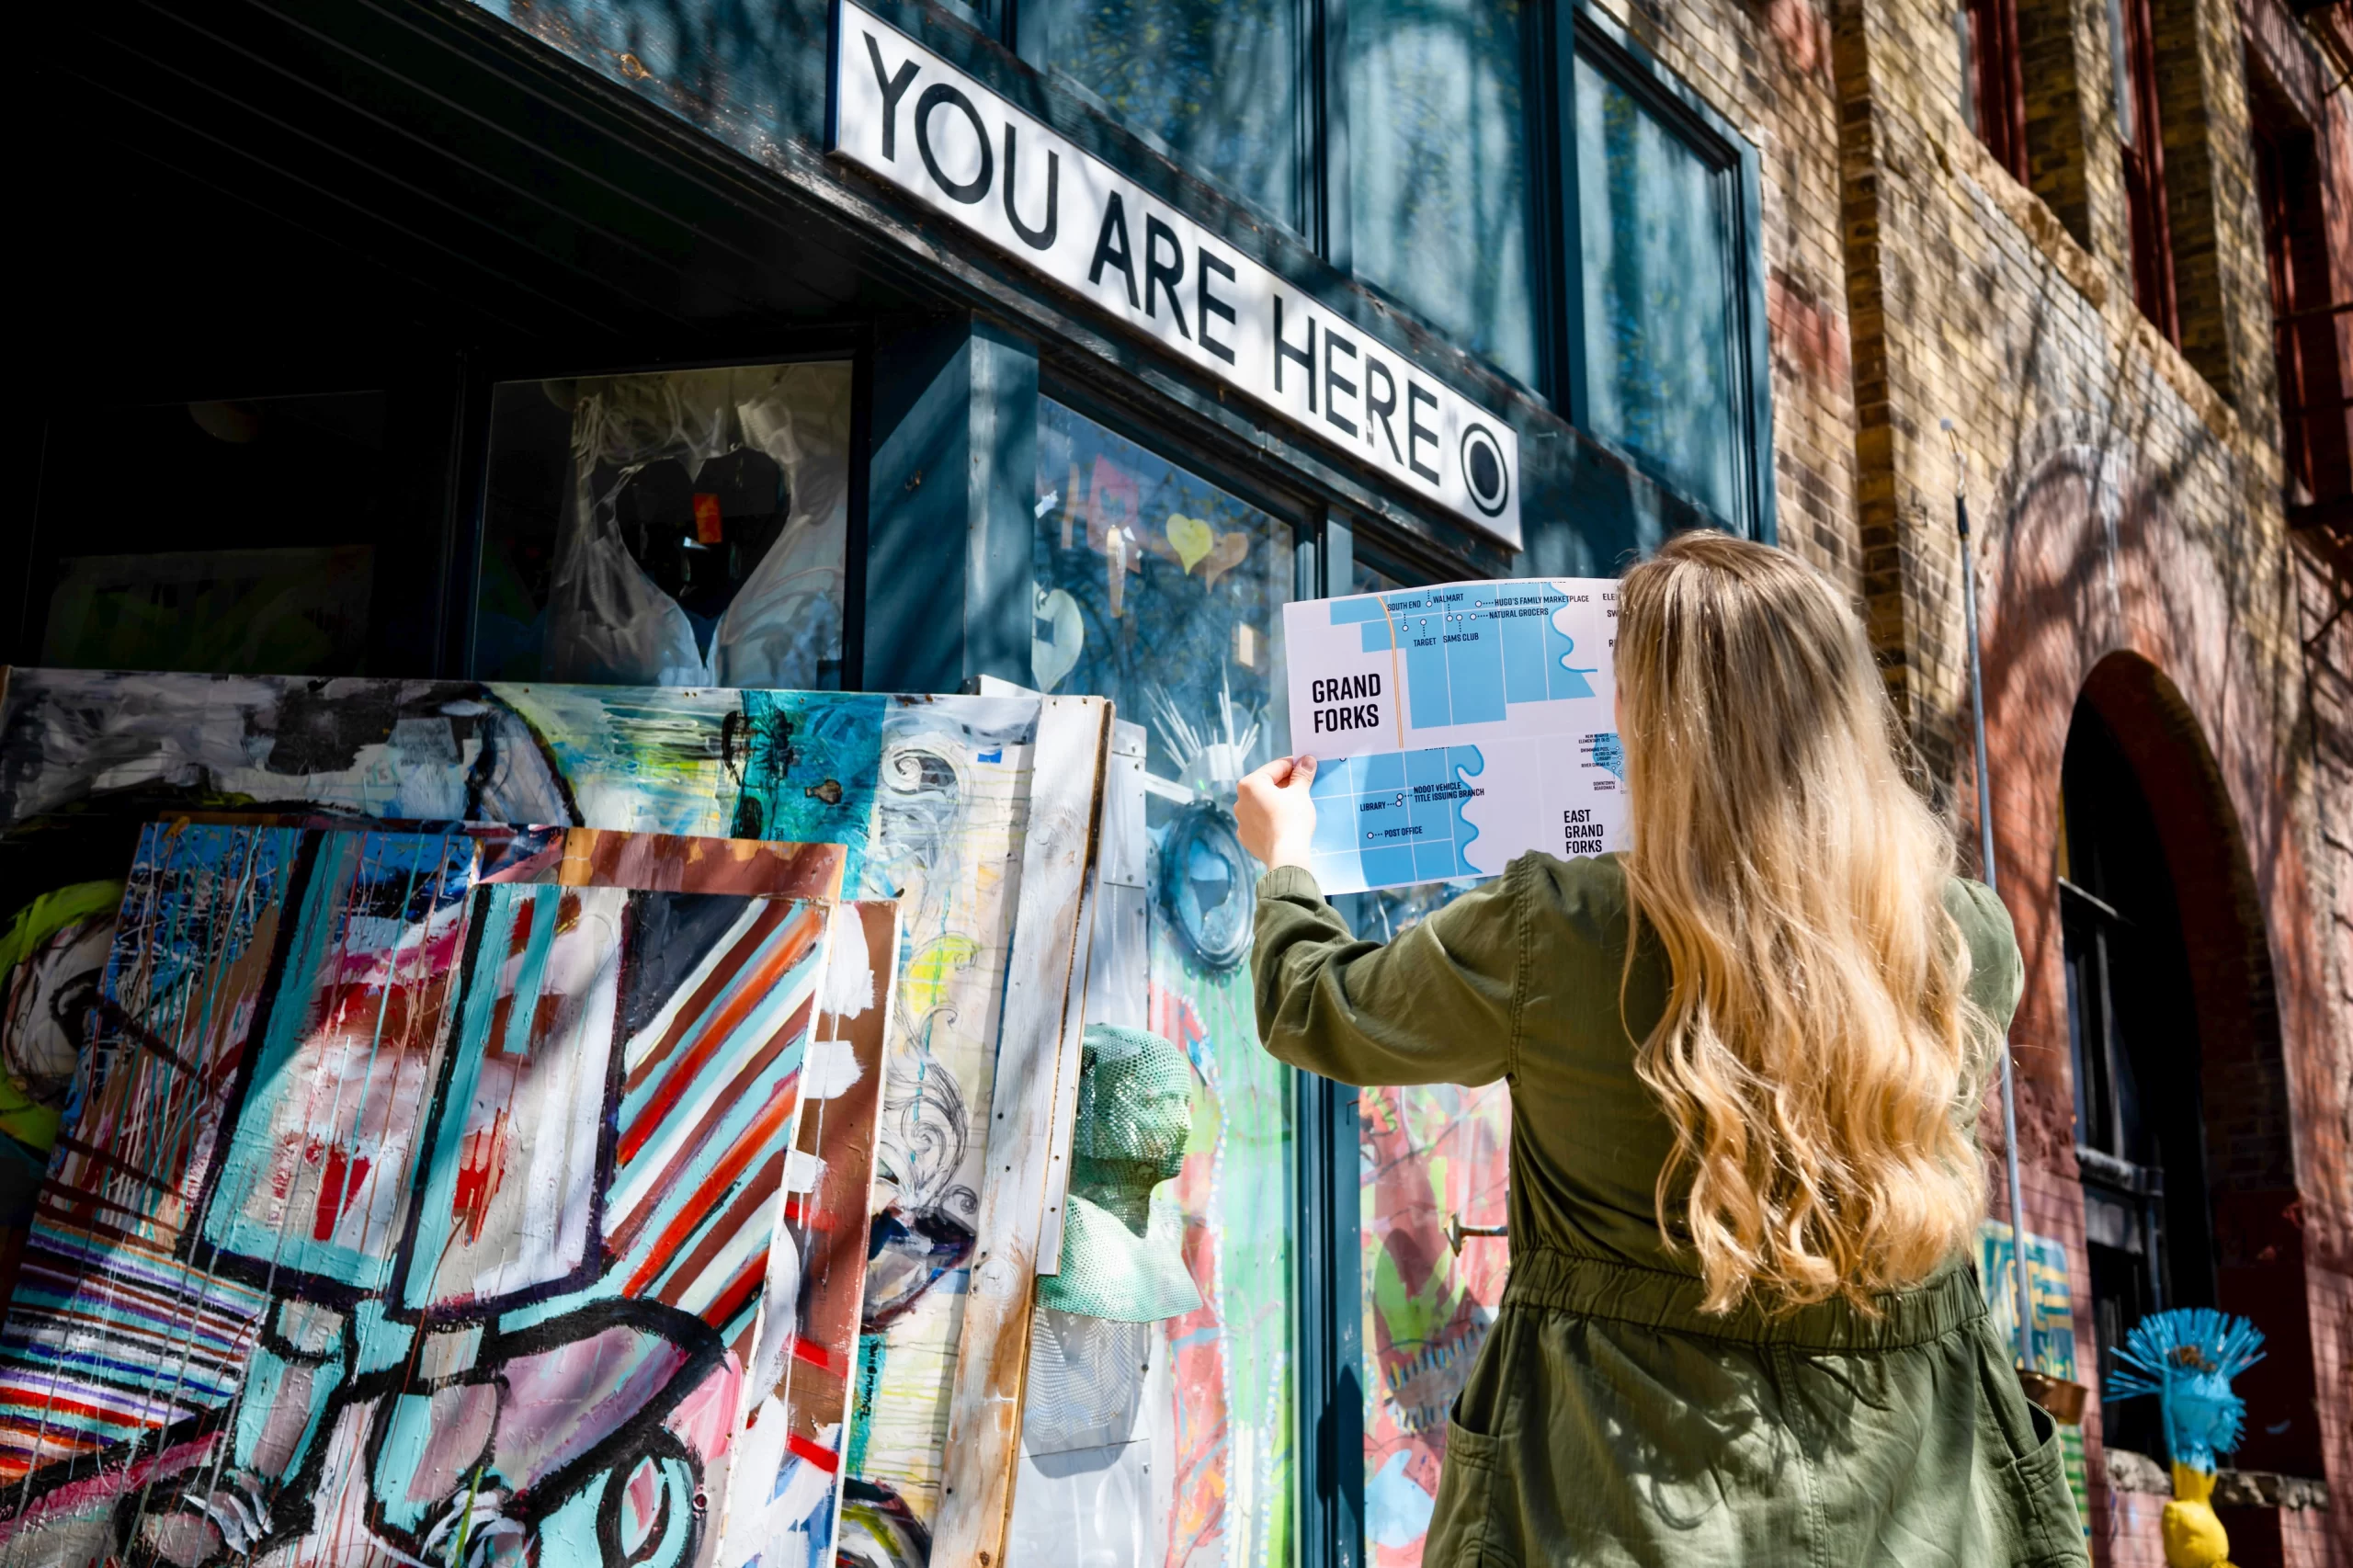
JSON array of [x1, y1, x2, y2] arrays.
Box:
[[476, 361, 853, 687], [29, 393, 397, 676], [1574, 54, 1742, 522], [1347, 0, 1538, 385], [1022, 0, 1302, 228], [1032, 399, 1295, 1567], [1327, 559, 1507, 1568]]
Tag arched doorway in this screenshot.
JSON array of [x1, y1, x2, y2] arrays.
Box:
[[2057, 653, 2321, 1481]]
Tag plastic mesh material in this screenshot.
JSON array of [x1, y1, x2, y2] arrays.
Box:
[[1037, 1025, 1202, 1323]]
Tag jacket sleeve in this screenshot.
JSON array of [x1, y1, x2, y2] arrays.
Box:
[[1252, 861, 1520, 1088]]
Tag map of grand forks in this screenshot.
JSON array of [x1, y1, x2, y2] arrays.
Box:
[[1283, 579, 1627, 892]]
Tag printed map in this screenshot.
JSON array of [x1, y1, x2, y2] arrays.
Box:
[[1283, 579, 1626, 893]]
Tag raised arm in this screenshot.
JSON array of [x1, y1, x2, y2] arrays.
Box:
[[1251, 863, 1520, 1088]]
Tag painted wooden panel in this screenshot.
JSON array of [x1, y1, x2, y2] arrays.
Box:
[[0, 819, 840, 1567], [718, 899, 900, 1568]]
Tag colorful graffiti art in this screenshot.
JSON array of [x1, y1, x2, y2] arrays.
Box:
[[0, 669, 1086, 1562], [1358, 1080, 1511, 1566], [0, 819, 846, 1565]]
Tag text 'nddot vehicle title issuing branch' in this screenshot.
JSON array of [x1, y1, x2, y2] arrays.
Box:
[[829, 0, 1525, 549]]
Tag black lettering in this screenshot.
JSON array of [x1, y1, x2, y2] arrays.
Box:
[[1324, 330, 1359, 437], [866, 34, 922, 163], [1143, 217, 1189, 337], [915, 84, 992, 204], [1089, 194, 1141, 308], [1001, 123, 1058, 248], [1274, 294, 1315, 412], [1406, 382, 1441, 483], [1363, 356, 1403, 462], [1198, 249, 1238, 364]]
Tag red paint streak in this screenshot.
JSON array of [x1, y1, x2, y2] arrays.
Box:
[[623, 1095, 795, 1298], [313, 1146, 371, 1242], [452, 1108, 511, 1244], [622, 903, 800, 1096], [790, 1335, 837, 1374], [617, 929, 817, 1165], [627, 1456, 660, 1529], [698, 1255, 768, 1335], [785, 1431, 840, 1474]]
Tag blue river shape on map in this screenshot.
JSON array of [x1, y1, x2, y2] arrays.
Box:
[[1331, 588, 1597, 722]]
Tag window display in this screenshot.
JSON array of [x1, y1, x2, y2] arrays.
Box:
[[1031, 398, 1297, 1567], [475, 361, 853, 688]]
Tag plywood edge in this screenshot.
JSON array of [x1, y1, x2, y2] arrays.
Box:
[[931, 696, 1110, 1568]]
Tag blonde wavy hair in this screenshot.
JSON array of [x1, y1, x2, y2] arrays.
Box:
[[1617, 530, 1995, 1314]]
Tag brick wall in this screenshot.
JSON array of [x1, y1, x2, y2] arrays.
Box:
[[1597, 0, 2350, 1558]]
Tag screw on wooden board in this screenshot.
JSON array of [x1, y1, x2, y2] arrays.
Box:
[[1445, 1214, 1507, 1256]]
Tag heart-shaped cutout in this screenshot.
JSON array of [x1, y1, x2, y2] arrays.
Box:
[[1200, 530, 1252, 588], [1032, 586, 1085, 693], [1166, 513, 1216, 574]]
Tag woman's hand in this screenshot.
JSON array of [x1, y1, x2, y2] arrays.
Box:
[[1234, 755, 1318, 870]]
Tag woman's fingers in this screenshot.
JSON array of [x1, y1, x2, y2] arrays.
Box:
[[1235, 755, 1320, 869]]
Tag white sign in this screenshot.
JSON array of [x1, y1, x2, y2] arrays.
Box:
[[831, 1, 1524, 548], [1282, 578, 1624, 892]]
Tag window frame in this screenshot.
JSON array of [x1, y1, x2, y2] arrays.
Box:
[[2110, 0, 2179, 341], [998, 0, 1776, 541], [1959, 0, 2029, 182], [1553, 2, 1777, 543]]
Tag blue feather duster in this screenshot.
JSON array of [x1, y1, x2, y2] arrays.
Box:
[[2102, 1308, 2266, 1474]]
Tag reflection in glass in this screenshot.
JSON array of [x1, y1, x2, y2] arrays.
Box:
[[1033, 399, 1295, 1567], [1021, 0, 1302, 228], [1574, 53, 1742, 523], [1333, 555, 1509, 1568], [475, 362, 852, 687], [1347, 0, 1537, 385]]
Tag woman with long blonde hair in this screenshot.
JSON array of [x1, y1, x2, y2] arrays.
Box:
[[1237, 531, 2085, 1564]]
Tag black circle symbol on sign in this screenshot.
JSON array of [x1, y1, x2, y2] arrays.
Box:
[[1460, 423, 1509, 518], [915, 84, 994, 205]]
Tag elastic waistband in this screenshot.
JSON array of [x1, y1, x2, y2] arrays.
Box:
[[1499, 1247, 1988, 1351]]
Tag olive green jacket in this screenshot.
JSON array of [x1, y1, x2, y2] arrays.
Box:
[[1254, 852, 2088, 1567]]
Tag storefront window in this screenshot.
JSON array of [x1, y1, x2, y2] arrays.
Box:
[[1329, 555, 1508, 1568], [1571, 49, 1745, 526], [1346, 0, 1539, 387], [1032, 397, 1297, 1566], [1019, 0, 1304, 230], [474, 361, 854, 687], [25, 392, 410, 676]]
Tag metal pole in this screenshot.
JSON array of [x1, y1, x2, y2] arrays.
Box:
[[1947, 421, 2036, 1372]]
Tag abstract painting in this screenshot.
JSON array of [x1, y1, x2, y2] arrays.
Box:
[[0, 819, 840, 1566], [718, 901, 899, 1568], [0, 669, 1106, 1562]]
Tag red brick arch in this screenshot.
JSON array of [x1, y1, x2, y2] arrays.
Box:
[[1972, 426, 2340, 1517]]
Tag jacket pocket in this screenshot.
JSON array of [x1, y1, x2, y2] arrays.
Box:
[[1427, 1320, 1521, 1568], [1427, 1403, 1507, 1568], [1976, 1335, 2089, 1565], [2002, 1412, 2086, 1566]]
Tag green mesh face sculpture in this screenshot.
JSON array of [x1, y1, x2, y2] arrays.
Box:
[[1038, 1024, 1203, 1323]]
